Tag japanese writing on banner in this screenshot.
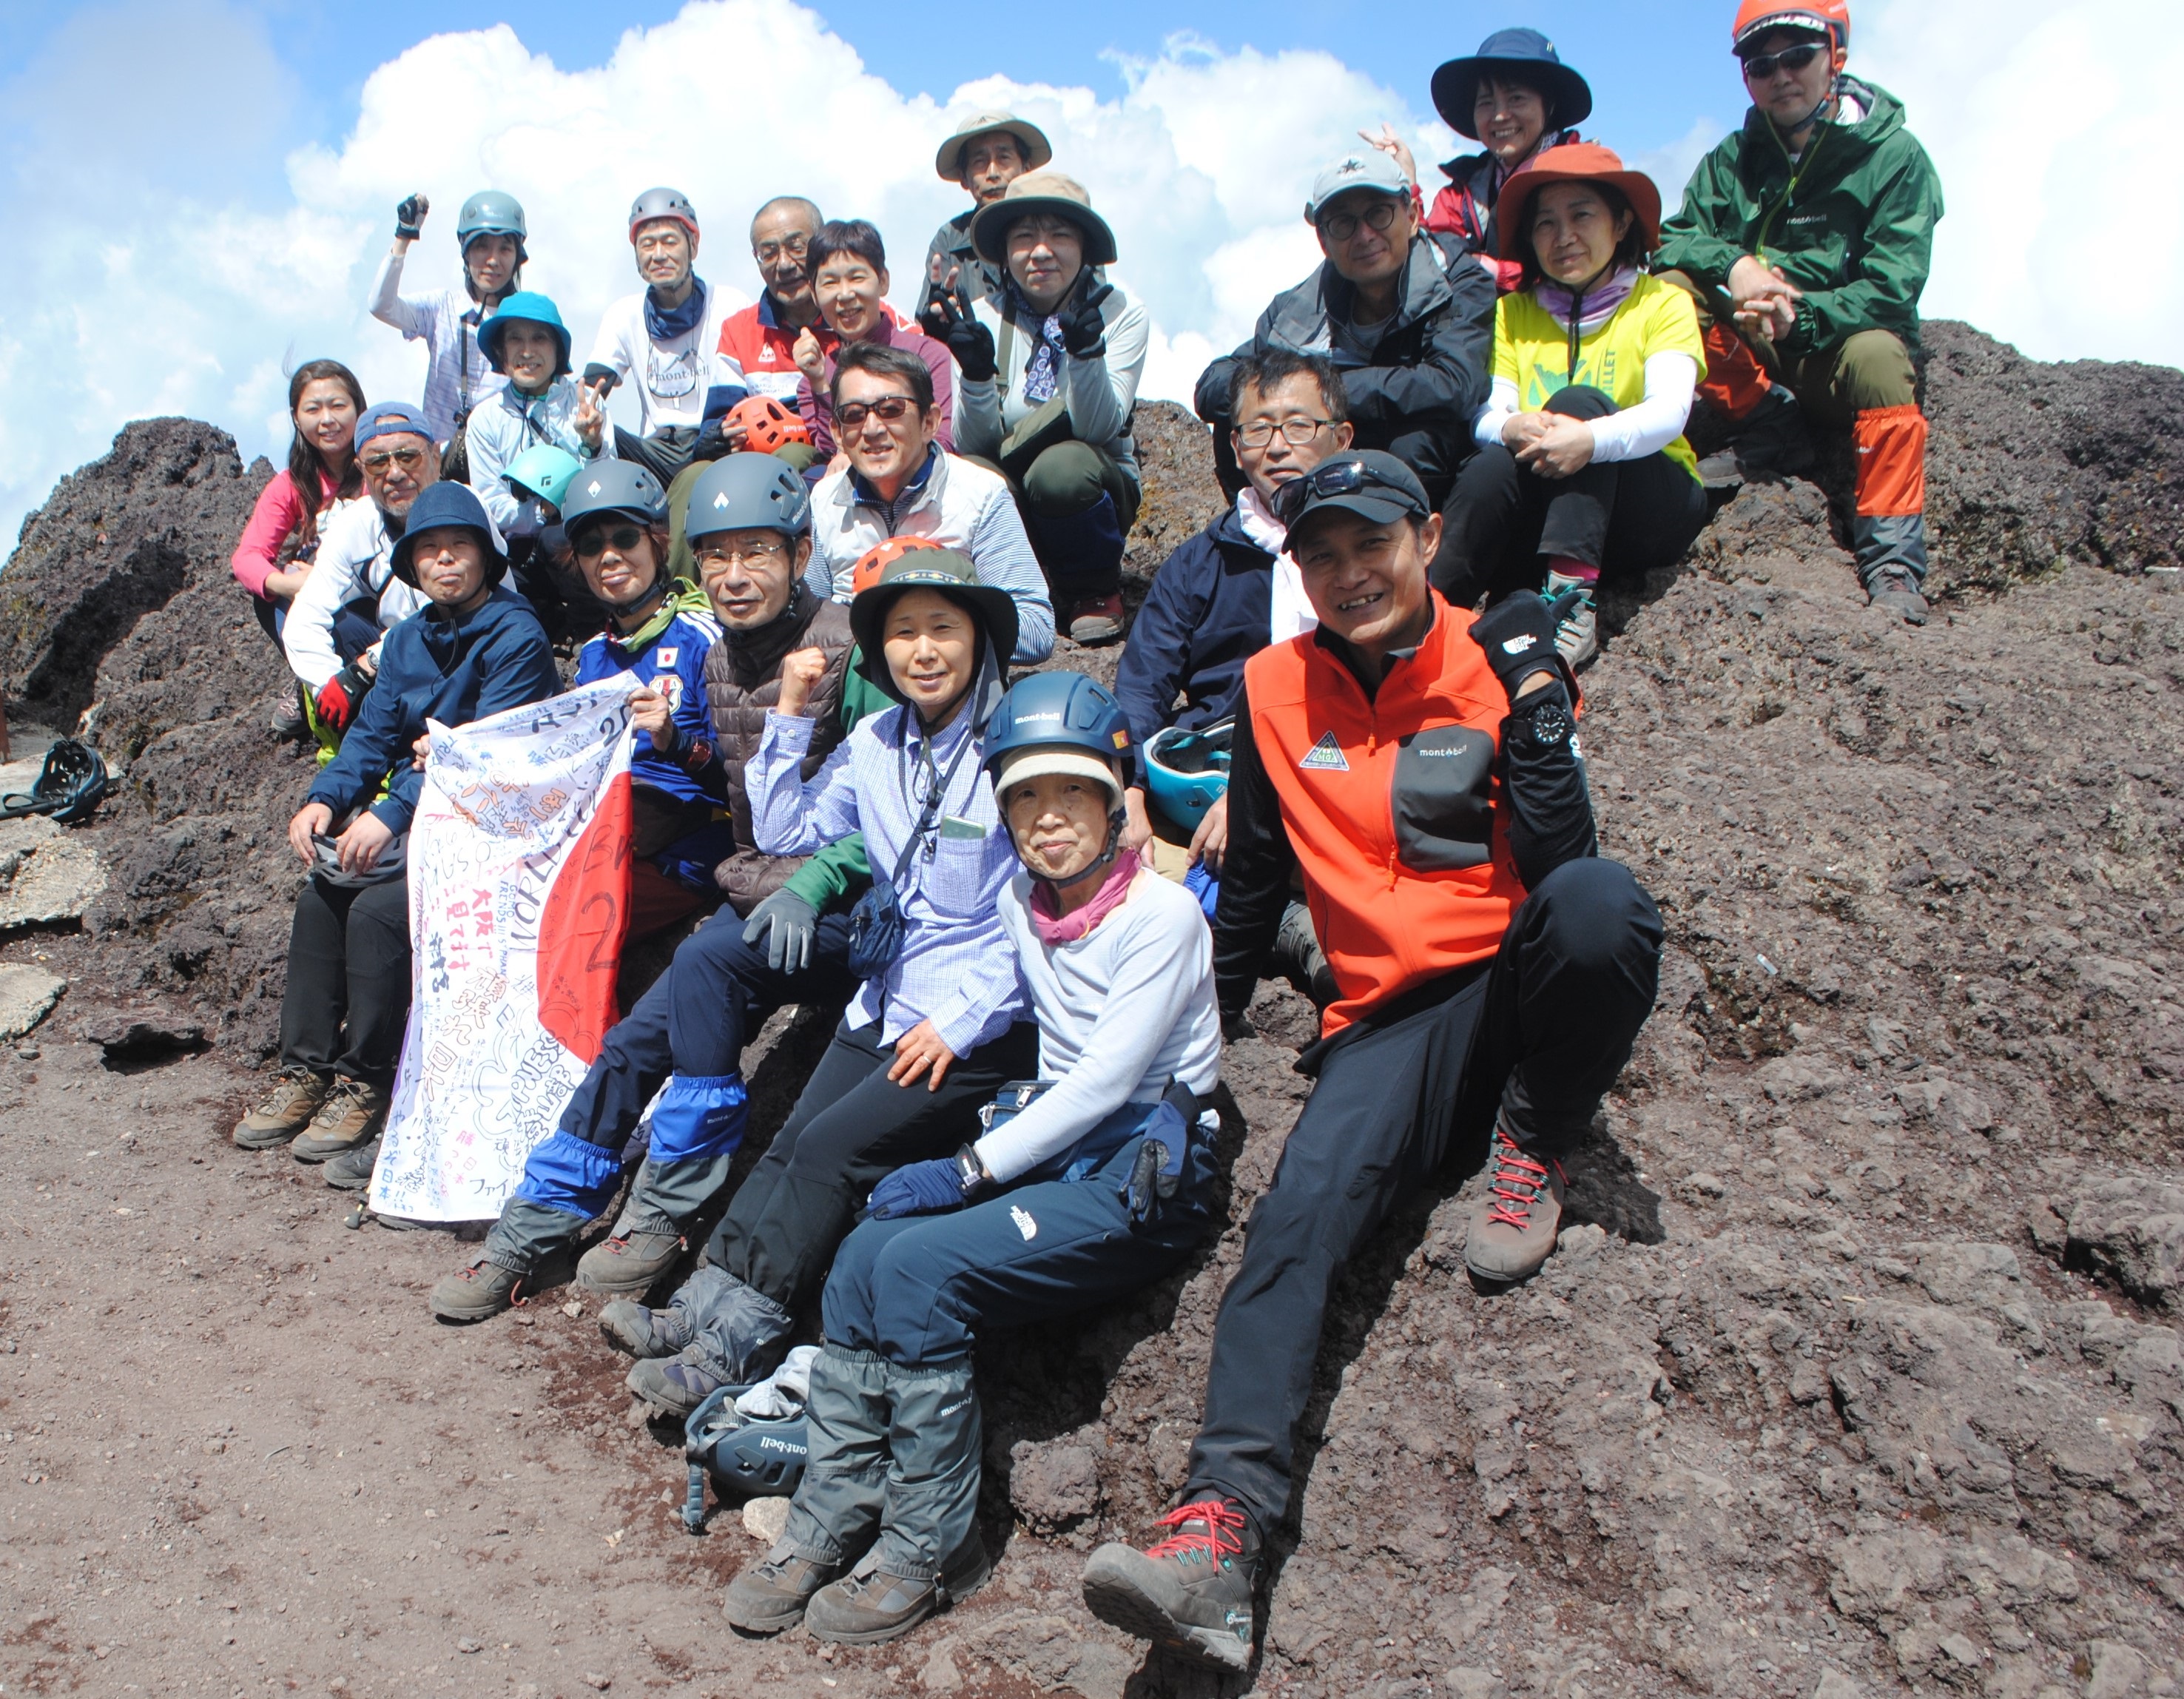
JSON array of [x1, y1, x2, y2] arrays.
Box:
[[370, 679, 637, 1223]]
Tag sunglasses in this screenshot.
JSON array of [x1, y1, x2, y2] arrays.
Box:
[[571, 522, 647, 559], [836, 394, 920, 428], [1273, 457, 1428, 526], [1741, 41, 1827, 78], [1316, 198, 1403, 243], [360, 445, 428, 474]]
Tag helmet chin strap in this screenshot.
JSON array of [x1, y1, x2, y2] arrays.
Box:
[[1032, 803, 1130, 897]]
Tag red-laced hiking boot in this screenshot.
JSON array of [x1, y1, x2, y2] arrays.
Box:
[[1064, 592, 1125, 645], [1463, 1126, 1567, 1283], [1082, 1497, 1258, 1672]]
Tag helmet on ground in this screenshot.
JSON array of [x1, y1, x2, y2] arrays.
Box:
[[982, 672, 1132, 807], [847, 548, 1018, 702], [1732, 0, 1850, 56], [502, 444, 583, 511], [684, 454, 812, 541], [456, 189, 528, 258], [725, 394, 810, 455], [1143, 719, 1233, 833], [559, 462, 670, 533], [850, 534, 945, 599], [1494, 144, 1664, 260], [684, 1384, 806, 1521], [388, 481, 508, 588], [476, 291, 573, 377], [630, 186, 700, 243]]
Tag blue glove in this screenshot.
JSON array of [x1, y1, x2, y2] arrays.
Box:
[[866, 1157, 968, 1220]]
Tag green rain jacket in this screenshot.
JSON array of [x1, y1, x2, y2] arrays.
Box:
[[1654, 76, 1944, 355]]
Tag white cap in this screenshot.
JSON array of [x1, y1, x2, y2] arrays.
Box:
[[1306, 151, 1412, 219], [993, 746, 1124, 807]]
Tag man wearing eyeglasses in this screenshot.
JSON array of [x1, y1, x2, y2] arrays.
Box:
[[1195, 150, 1495, 534], [1082, 448, 1662, 1671], [283, 402, 505, 735], [803, 342, 1055, 662], [707, 196, 829, 453], [1656, 0, 1944, 624]]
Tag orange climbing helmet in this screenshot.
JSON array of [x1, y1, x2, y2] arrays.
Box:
[[850, 534, 946, 598], [726, 394, 811, 455], [1732, 0, 1849, 58]]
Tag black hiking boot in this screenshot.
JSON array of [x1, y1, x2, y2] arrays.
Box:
[[323, 1137, 379, 1191], [1082, 1496, 1260, 1672]]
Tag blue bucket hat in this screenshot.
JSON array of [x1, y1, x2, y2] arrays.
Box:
[[477, 291, 573, 378], [388, 481, 508, 588], [1430, 28, 1594, 139]]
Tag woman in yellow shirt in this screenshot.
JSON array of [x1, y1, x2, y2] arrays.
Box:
[[1438, 144, 1713, 668]]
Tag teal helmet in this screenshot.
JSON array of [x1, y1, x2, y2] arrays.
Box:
[[502, 444, 583, 511], [476, 291, 571, 377], [1143, 720, 1232, 832], [457, 189, 528, 260]]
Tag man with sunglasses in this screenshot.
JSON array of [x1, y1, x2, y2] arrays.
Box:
[[1195, 151, 1494, 539], [1656, 0, 1944, 623], [1082, 448, 1662, 1671], [804, 342, 1054, 663]]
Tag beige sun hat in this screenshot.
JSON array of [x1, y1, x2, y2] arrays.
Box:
[[969, 171, 1117, 269], [934, 110, 1054, 181]]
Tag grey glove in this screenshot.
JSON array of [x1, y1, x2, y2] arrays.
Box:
[[741, 888, 818, 975]]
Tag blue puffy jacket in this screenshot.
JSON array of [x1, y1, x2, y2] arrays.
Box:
[[1113, 504, 1275, 755], [307, 584, 560, 832]]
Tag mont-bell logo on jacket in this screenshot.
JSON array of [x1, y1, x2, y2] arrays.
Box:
[[1299, 731, 1349, 773]]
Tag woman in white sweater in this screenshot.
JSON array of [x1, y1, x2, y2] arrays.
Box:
[[723, 670, 1220, 1647]]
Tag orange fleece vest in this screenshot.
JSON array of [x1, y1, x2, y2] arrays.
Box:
[[1246, 599, 1531, 1037]]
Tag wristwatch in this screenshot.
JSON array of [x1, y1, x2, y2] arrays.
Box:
[[1520, 697, 1574, 750], [953, 1144, 989, 1195]]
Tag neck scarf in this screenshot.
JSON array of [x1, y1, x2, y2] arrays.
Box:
[[610, 576, 712, 654], [1237, 488, 1318, 644], [1534, 263, 1640, 333], [645, 277, 710, 345], [1007, 277, 1070, 404], [1028, 851, 1139, 945]]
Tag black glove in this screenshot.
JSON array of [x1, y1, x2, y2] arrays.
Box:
[[923, 294, 997, 383], [394, 193, 428, 240], [581, 363, 621, 395], [1059, 280, 1114, 360], [1469, 589, 1583, 704], [741, 887, 818, 974]]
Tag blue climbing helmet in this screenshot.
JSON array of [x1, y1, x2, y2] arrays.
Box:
[[1142, 719, 1233, 833], [456, 189, 528, 258], [502, 443, 583, 511], [983, 672, 1134, 891], [476, 291, 572, 377]]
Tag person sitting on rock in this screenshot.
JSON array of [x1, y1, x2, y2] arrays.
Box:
[[232, 360, 366, 669], [235, 482, 559, 1178], [1654, 0, 1944, 624], [283, 401, 482, 740], [704, 195, 829, 463], [928, 172, 1149, 647], [367, 189, 525, 457], [723, 671, 1221, 1647], [563, 462, 731, 938], [590, 549, 1039, 1421], [1364, 28, 1593, 293], [792, 220, 956, 462], [804, 343, 1055, 664], [427, 454, 868, 1315], [584, 188, 744, 485], [1439, 144, 1713, 669], [1078, 450, 1663, 1672], [462, 292, 612, 537], [915, 109, 1051, 328], [1196, 151, 1495, 556]]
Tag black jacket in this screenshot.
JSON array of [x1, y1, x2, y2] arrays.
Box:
[[1112, 504, 1275, 753]]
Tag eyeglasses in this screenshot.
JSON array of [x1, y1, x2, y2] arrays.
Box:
[[571, 523, 647, 559], [1272, 457, 1428, 526], [360, 446, 428, 474], [1236, 416, 1333, 449], [1316, 199, 1403, 243], [694, 537, 789, 567], [836, 394, 920, 428], [1741, 41, 1827, 78], [754, 235, 810, 264]]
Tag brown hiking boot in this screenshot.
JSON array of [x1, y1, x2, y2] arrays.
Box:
[[1063, 592, 1125, 645], [429, 1259, 525, 1323], [232, 1066, 331, 1149], [1082, 1497, 1258, 1671], [574, 1230, 684, 1297], [722, 1543, 843, 1635], [1463, 1126, 1567, 1284], [290, 1077, 388, 1163], [805, 1535, 990, 1646]]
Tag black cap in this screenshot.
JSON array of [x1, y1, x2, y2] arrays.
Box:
[[1276, 450, 1433, 539]]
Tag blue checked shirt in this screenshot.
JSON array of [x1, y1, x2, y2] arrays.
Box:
[[747, 693, 1025, 1056]]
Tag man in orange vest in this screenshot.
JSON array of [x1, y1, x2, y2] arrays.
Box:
[[1081, 449, 1662, 1670]]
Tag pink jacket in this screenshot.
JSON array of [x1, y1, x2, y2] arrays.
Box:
[[231, 464, 340, 598]]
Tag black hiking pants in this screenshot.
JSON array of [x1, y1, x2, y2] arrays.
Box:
[[1184, 858, 1662, 1534], [279, 873, 411, 1090]]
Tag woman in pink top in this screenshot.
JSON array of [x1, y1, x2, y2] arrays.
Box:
[[232, 360, 368, 644], [792, 220, 955, 463]]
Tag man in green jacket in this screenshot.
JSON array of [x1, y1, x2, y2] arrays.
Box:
[[1655, 0, 1944, 624]]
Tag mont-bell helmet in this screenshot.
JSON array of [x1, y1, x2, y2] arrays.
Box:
[[684, 454, 812, 542], [982, 671, 1133, 807], [456, 189, 528, 260]]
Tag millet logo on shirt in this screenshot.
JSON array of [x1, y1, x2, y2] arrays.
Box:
[[1298, 732, 1349, 773]]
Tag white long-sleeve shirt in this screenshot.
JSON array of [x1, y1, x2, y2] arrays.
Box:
[[975, 869, 1221, 1185], [366, 251, 507, 448], [584, 281, 748, 438], [1472, 351, 1699, 464], [462, 378, 613, 533]]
